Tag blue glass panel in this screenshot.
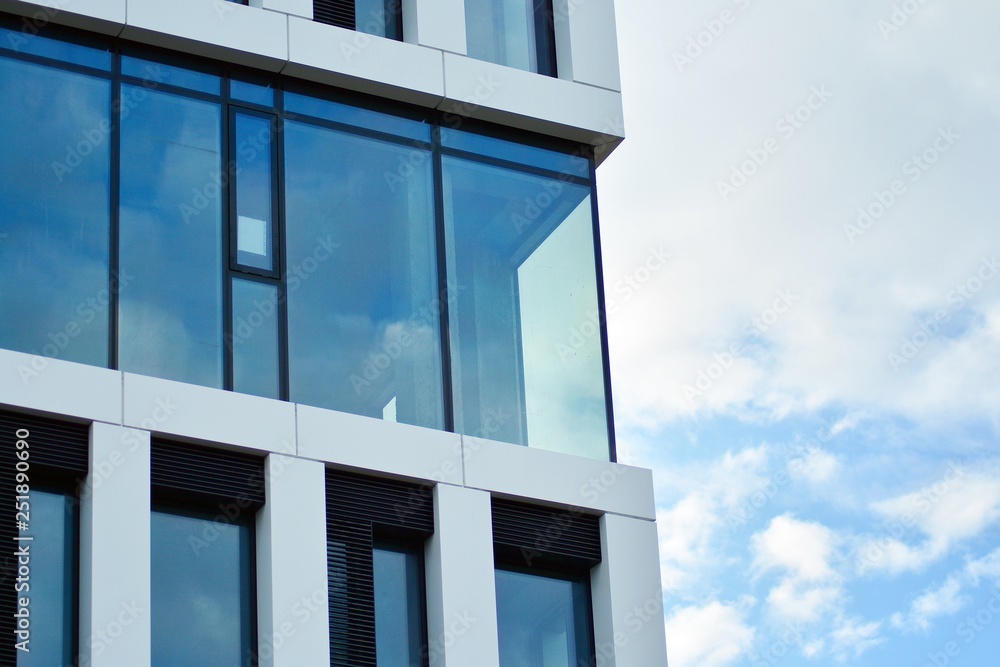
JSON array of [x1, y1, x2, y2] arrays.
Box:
[[284, 91, 431, 143], [234, 113, 274, 272], [356, 0, 401, 39], [374, 546, 424, 666], [151, 510, 252, 666], [285, 121, 444, 429], [495, 569, 592, 667], [443, 157, 609, 459], [440, 127, 590, 178], [464, 0, 555, 76], [119, 86, 224, 388], [231, 278, 280, 400], [121, 55, 221, 95], [230, 78, 274, 107], [0, 25, 112, 70], [0, 58, 111, 367], [17, 490, 76, 666]]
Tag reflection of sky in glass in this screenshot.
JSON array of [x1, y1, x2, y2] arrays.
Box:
[[284, 121, 443, 429], [18, 490, 75, 667], [151, 511, 249, 667], [465, 0, 537, 72], [232, 278, 280, 399], [495, 569, 590, 667], [0, 57, 110, 366], [374, 546, 424, 666], [443, 157, 609, 458], [118, 87, 223, 388]]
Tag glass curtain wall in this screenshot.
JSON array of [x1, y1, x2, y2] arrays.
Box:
[[464, 0, 555, 75]]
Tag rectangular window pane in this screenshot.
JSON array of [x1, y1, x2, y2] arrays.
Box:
[[119, 87, 224, 388], [284, 90, 432, 143], [234, 113, 275, 272], [231, 278, 281, 399], [0, 24, 112, 70], [151, 510, 254, 666], [443, 157, 609, 459], [17, 490, 76, 666], [0, 57, 111, 368], [356, 0, 402, 40], [121, 55, 221, 95], [495, 569, 592, 667], [285, 121, 444, 430], [231, 78, 274, 107], [464, 0, 555, 75], [440, 127, 590, 179], [374, 545, 425, 666]]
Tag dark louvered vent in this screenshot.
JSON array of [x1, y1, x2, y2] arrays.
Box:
[[492, 498, 602, 572], [326, 469, 433, 667], [314, 0, 355, 29], [0, 410, 89, 667], [151, 439, 265, 511]]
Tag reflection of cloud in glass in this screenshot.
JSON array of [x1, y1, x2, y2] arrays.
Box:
[[0, 57, 111, 366]]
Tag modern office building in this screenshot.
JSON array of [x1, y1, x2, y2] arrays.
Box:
[[0, 0, 667, 665]]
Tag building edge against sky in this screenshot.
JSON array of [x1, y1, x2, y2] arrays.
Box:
[[0, 0, 668, 665]]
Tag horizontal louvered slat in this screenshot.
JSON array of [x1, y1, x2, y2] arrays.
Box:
[[151, 440, 265, 510], [492, 499, 602, 571], [326, 469, 434, 533], [0, 409, 89, 475], [313, 0, 355, 29]]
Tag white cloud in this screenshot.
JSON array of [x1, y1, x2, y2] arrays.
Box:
[[766, 580, 843, 624], [829, 618, 885, 662], [890, 576, 968, 632], [657, 496, 719, 592], [752, 515, 838, 582], [665, 601, 755, 667], [966, 547, 1000, 584], [789, 447, 840, 484]]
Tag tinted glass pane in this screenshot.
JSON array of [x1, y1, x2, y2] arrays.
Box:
[[464, 0, 553, 75], [119, 87, 223, 388], [495, 569, 592, 667], [0, 25, 112, 70], [232, 278, 280, 399], [284, 91, 431, 143], [374, 546, 424, 666], [443, 157, 609, 459], [17, 490, 76, 666], [285, 122, 444, 429], [234, 113, 274, 272], [122, 55, 221, 95], [440, 127, 590, 179], [356, 0, 401, 40], [230, 79, 274, 107], [0, 58, 110, 368], [151, 510, 253, 667]]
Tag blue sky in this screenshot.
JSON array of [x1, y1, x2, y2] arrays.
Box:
[[596, 1, 1000, 665]]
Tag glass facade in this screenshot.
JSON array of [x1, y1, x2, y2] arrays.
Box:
[[464, 0, 556, 76], [373, 544, 426, 666], [151, 509, 255, 666], [0, 24, 613, 460], [495, 569, 593, 667]]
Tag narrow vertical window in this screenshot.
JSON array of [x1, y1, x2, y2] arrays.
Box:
[[464, 0, 556, 76], [314, 0, 403, 40], [233, 113, 277, 274]]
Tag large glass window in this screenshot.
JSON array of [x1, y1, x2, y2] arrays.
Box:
[[0, 57, 111, 367], [18, 490, 77, 667], [464, 0, 556, 76], [374, 543, 425, 666], [119, 87, 224, 388], [151, 509, 255, 667], [285, 122, 443, 429], [495, 568, 593, 667], [443, 158, 609, 458]]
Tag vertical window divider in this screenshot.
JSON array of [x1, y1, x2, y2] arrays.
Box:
[[274, 90, 290, 401], [109, 49, 122, 370], [223, 101, 236, 392], [431, 126, 455, 433]]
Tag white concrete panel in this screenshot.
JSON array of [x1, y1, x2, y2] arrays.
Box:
[[552, 0, 622, 91], [441, 52, 624, 157], [591, 514, 668, 667], [122, 373, 296, 454], [0, 0, 126, 34], [123, 0, 289, 71], [80, 423, 151, 666], [462, 436, 654, 520], [0, 350, 121, 425], [403, 0, 466, 54], [256, 455, 329, 667], [297, 404, 463, 486], [285, 16, 445, 106], [260, 0, 311, 20], [425, 484, 499, 667]]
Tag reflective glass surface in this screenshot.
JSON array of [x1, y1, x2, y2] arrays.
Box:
[[234, 113, 275, 272], [17, 490, 76, 667], [285, 121, 444, 429], [119, 87, 224, 388], [356, 0, 402, 40], [0, 25, 112, 70], [121, 55, 221, 95], [495, 569, 592, 667], [374, 545, 425, 666], [443, 157, 609, 458], [0, 57, 111, 368], [230, 78, 274, 107], [284, 91, 431, 143], [232, 278, 280, 399], [440, 127, 590, 179], [464, 0, 554, 75], [151, 510, 253, 667]]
